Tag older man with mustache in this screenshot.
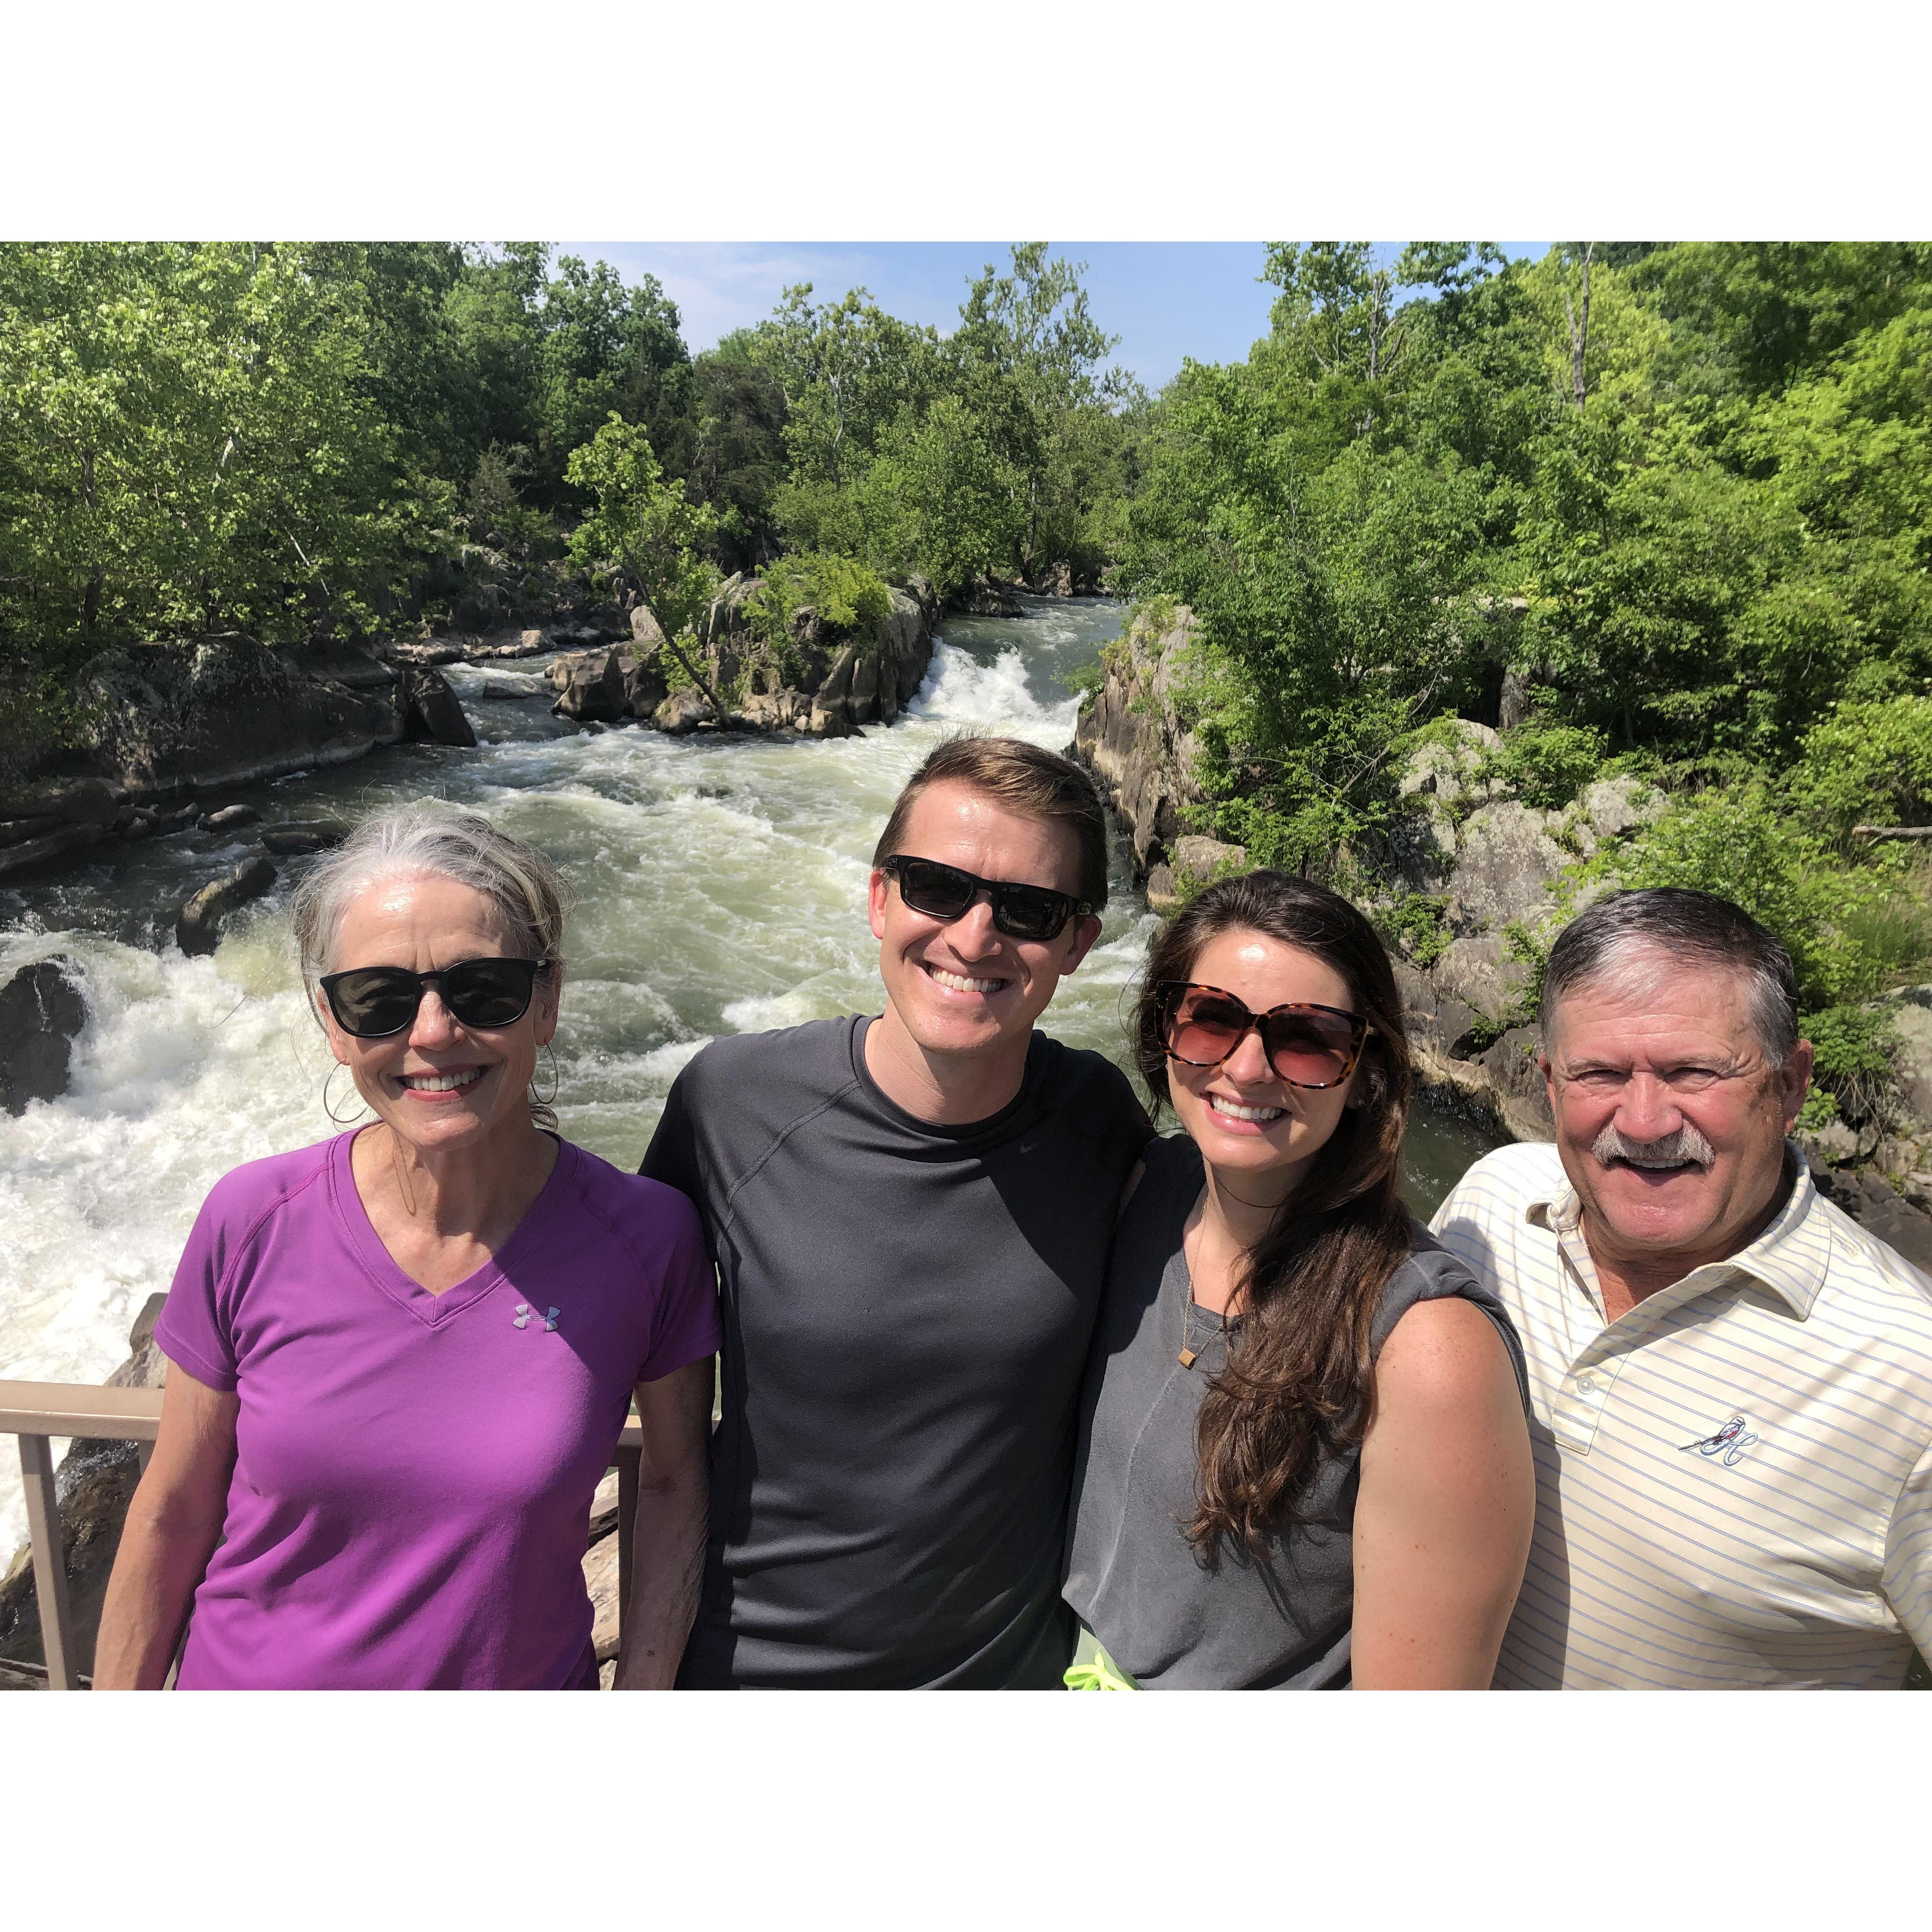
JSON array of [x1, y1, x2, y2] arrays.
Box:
[[1431, 888, 1932, 1688]]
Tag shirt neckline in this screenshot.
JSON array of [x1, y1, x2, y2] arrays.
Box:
[[1525, 1139, 1828, 1322], [847, 1013, 1041, 1143], [329, 1128, 577, 1328]]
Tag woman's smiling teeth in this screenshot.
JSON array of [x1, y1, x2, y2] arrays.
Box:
[[398, 1067, 486, 1094], [1208, 1095, 1285, 1125], [926, 964, 1005, 995]]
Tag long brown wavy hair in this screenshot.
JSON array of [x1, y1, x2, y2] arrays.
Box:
[[1134, 870, 1414, 1562]]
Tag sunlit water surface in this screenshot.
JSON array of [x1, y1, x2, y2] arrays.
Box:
[[0, 597, 1496, 1562]]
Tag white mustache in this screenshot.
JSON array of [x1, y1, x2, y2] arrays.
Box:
[[1591, 1122, 1716, 1170]]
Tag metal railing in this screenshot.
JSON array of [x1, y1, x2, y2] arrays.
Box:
[[0, 1380, 645, 1689]]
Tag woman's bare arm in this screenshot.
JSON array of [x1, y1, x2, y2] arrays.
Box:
[[613, 1354, 713, 1690], [93, 1364, 239, 1689], [1350, 1298, 1533, 1689]]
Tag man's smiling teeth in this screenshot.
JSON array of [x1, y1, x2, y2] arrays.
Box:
[[1208, 1097, 1285, 1124], [399, 1068, 484, 1093], [926, 966, 1003, 995]]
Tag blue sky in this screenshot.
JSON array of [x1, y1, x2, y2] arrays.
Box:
[[572, 242, 1552, 392]]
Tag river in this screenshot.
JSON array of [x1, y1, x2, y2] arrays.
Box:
[[0, 595, 1497, 1564]]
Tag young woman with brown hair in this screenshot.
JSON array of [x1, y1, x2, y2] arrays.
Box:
[[1064, 871, 1534, 1688]]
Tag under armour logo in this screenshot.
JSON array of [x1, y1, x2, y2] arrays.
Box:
[[1680, 1415, 1758, 1466], [512, 1303, 560, 1332]]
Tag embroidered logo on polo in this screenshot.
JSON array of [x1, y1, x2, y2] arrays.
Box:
[[512, 1303, 560, 1332], [1680, 1414, 1758, 1466]]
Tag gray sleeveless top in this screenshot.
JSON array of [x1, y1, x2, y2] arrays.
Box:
[[1064, 1134, 1529, 1689]]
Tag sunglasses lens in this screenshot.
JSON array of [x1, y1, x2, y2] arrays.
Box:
[[443, 959, 538, 1029], [1168, 991, 1251, 1064], [327, 969, 421, 1037], [1260, 1010, 1360, 1085], [894, 859, 977, 920], [992, 886, 1070, 941]]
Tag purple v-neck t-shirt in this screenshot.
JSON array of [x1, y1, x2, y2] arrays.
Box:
[[152, 1130, 719, 1690]]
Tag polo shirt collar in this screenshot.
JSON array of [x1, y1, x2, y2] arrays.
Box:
[[1523, 1140, 1828, 1321]]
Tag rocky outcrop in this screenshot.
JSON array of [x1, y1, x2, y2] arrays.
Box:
[[176, 855, 277, 955], [1072, 601, 1210, 879], [614, 574, 939, 741], [0, 956, 87, 1114], [69, 636, 405, 801]]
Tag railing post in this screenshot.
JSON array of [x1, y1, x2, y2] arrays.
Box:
[[18, 1434, 78, 1691], [615, 1446, 641, 1669]]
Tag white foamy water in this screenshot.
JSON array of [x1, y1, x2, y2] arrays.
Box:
[[0, 599, 1157, 1564]]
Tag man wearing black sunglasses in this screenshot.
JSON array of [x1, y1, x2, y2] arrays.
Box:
[[642, 734, 1154, 1688]]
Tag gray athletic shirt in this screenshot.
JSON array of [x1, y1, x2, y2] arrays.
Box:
[[641, 1014, 1153, 1688], [1065, 1133, 1530, 1689]]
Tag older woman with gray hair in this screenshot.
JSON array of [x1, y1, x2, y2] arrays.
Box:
[[95, 804, 718, 1689]]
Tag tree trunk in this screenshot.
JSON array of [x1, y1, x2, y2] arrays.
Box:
[[1565, 243, 1595, 409]]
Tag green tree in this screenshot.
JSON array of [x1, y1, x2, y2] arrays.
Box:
[[564, 414, 721, 709]]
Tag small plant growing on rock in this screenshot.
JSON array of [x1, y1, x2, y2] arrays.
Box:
[[1377, 893, 1452, 967]]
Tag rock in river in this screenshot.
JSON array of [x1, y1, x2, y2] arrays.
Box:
[[177, 856, 277, 956], [198, 804, 261, 833], [397, 665, 478, 749], [0, 956, 88, 1115], [260, 820, 350, 857]]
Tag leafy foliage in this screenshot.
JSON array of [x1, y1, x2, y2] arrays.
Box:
[[564, 416, 717, 641]]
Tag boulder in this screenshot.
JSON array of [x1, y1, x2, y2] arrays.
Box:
[[551, 648, 628, 724], [275, 639, 398, 694], [1876, 987, 1932, 1131], [1392, 959, 1480, 1063], [198, 804, 261, 833], [177, 855, 277, 955], [1578, 775, 1667, 842], [1033, 561, 1075, 598], [1474, 1026, 1555, 1140], [631, 605, 667, 648], [0, 779, 122, 881], [397, 665, 478, 748], [1434, 932, 1529, 1035], [259, 820, 348, 857], [622, 655, 669, 720], [1443, 801, 1570, 936], [654, 691, 714, 736], [72, 634, 404, 798], [0, 956, 88, 1115], [1145, 863, 1181, 915], [1173, 836, 1248, 886], [954, 575, 1024, 617]]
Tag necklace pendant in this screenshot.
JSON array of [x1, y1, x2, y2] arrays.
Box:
[[1178, 1346, 1198, 1369]]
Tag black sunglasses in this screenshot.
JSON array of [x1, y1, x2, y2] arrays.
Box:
[[1157, 981, 1371, 1090], [318, 957, 552, 1038], [879, 854, 1093, 943]]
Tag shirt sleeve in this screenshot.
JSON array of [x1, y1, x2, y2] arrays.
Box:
[[1882, 1437, 1932, 1667], [637, 1188, 722, 1385], [150, 1182, 247, 1393], [640, 1068, 704, 1218]]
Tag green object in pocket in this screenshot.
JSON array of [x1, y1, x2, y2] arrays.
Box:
[[1064, 1624, 1139, 1690]]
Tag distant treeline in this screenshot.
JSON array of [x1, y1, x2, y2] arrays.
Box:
[[0, 240, 1137, 689]]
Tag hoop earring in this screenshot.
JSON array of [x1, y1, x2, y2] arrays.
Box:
[[530, 1042, 559, 1107], [323, 1062, 369, 1127]]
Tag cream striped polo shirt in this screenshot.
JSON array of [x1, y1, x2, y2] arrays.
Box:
[[1431, 1140, 1932, 1689]]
